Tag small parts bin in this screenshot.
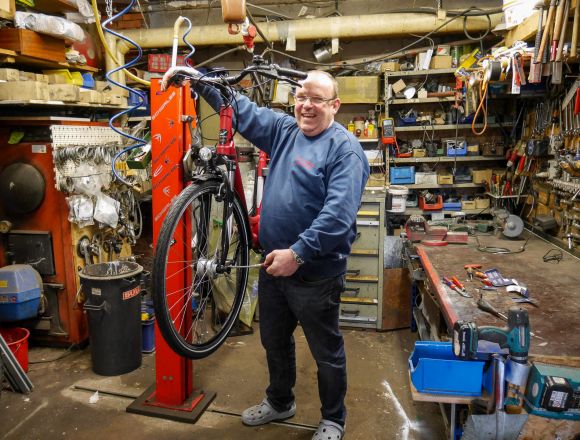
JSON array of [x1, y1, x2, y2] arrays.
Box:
[[419, 195, 443, 211], [390, 166, 415, 184], [0, 265, 42, 321], [409, 341, 487, 396]]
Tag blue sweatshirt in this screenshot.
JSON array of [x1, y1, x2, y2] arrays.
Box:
[[199, 88, 369, 279]]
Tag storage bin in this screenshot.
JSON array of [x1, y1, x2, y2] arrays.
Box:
[[443, 201, 462, 211], [409, 341, 486, 396], [472, 169, 493, 184], [390, 166, 415, 184], [419, 195, 443, 211], [475, 197, 490, 209], [415, 172, 437, 186], [461, 200, 476, 210], [437, 173, 453, 185], [0, 265, 42, 321], [444, 138, 467, 156]]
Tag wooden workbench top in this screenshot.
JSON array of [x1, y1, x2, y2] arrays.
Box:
[[416, 233, 580, 361]]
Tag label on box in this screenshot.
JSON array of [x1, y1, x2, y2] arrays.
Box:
[[0, 280, 7, 288], [31, 144, 47, 153], [91, 287, 101, 296]]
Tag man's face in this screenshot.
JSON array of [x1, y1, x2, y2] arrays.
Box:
[[294, 73, 341, 137]]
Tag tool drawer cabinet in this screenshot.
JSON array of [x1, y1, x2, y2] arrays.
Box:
[[340, 195, 385, 330]]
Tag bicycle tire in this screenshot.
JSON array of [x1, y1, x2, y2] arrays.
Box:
[[152, 180, 250, 359]]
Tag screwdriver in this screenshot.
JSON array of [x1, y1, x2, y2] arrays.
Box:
[[477, 296, 508, 321], [477, 295, 542, 338]]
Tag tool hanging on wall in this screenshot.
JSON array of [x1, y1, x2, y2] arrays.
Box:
[[529, 2, 545, 83], [552, 0, 570, 84]]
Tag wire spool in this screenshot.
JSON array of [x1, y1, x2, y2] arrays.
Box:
[[221, 0, 246, 24], [484, 60, 503, 81]]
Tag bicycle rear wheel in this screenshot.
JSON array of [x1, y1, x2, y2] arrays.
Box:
[[153, 180, 250, 359]]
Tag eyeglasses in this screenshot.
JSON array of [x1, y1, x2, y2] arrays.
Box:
[[293, 95, 336, 105]]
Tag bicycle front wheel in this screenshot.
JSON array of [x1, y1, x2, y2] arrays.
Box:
[[152, 180, 250, 359]]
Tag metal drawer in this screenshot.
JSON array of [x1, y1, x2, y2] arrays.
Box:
[[347, 254, 379, 277], [339, 304, 378, 326], [342, 280, 379, 299], [352, 224, 380, 250]]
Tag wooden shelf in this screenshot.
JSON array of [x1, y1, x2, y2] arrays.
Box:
[[385, 68, 457, 77], [394, 123, 513, 132], [409, 372, 491, 404], [32, 0, 78, 14], [405, 207, 490, 215], [390, 97, 456, 105], [391, 156, 505, 164], [0, 49, 98, 73], [407, 183, 484, 189], [0, 100, 128, 111]]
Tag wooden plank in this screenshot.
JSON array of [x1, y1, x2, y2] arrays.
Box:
[[518, 414, 580, 440], [32, 0, 77, 13], [504, 0, 577, 47]]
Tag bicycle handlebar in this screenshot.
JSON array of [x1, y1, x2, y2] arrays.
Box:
[[167, 56, 307, 90]]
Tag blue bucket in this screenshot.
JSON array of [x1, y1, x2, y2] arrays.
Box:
[[141, 317, 155, 353]]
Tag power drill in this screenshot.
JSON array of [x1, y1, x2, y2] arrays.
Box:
[[453, 307, 531, 410], [452, 307, 530, 364]]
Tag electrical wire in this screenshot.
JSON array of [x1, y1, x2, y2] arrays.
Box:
[[261, 6, 497, 68]]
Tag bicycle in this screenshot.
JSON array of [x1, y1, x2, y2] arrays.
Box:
[[152, 56, 307, 359]]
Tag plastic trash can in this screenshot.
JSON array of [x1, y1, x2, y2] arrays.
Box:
[[79, 261, 143, 376]]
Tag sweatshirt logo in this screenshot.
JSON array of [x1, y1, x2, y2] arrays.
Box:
[[294, 155, 315, 170]]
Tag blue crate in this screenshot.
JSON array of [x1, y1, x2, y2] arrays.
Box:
[[409, 341, 486, 396], [390, 166, 415, 184], [445, 139, 467, 156], [443, 202, 462, 211], [81, 73, 95, 89]]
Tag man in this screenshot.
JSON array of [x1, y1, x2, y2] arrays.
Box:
[[162, 67, 369, 440]]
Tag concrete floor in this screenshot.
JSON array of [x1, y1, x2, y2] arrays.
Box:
[[1, 327, 445, 440]]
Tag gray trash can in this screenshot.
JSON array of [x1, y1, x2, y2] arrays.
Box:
[[79, 261, 143, 376]]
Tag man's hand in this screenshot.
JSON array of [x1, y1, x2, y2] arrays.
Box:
[[160, 66, 201, 91], [264, 249, 299, 277]]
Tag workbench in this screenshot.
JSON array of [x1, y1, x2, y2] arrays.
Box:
[[410, 231, 580, 439]]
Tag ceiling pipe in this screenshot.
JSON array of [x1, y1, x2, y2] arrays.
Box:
[[106, 12, 502, 83], [114, 12, 502, 54]]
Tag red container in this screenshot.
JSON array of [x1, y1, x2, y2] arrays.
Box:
[[0, 327, 30, 372]]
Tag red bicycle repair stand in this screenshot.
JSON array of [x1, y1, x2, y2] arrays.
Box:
[[126, 79, 216, 423]]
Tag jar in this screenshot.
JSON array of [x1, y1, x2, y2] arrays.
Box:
[[353, 116, 365, 137]]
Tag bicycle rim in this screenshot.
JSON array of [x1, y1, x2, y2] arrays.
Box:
[[153, 180, 250, 359]]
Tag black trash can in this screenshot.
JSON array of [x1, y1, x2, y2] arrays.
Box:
[[79, 261, 143, 376]]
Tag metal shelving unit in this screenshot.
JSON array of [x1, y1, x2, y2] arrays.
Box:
[[394, 123, 513, 132], [391, 156, 504, 164]]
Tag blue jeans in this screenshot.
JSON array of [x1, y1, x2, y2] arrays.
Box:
[[258, 268, 347, 427]]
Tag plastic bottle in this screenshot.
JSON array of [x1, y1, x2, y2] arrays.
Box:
[[347, 120, 355, 133]]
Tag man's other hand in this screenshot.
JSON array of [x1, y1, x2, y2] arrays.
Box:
[[264, 249, 299, 277]]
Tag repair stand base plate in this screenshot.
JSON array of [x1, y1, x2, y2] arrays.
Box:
[[126, 383, 216, 424]]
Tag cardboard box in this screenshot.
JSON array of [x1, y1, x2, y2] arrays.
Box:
[[0, 80, 49, 101], [392, 79, 406, 94], [79, 89, 101, 104], [380, 62, 399, 72], [336, 76, 380, 103], [430, 55, 453, 70], [19, 71, 36, 81], [45, 73, 68, 84], [0, 28, 65, 63], [472, 168, 492, 184], [0, 68, 18, 81], [0, 0, 15, 20], [102, 92, 127, 106], [35, 73, 48, 83], [48, 84, 80, 102]]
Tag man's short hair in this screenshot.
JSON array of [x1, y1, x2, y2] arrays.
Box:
[[307, 70, 339, 99]]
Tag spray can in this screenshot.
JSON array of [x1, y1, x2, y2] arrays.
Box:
[[451, 46, 460, 68]]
